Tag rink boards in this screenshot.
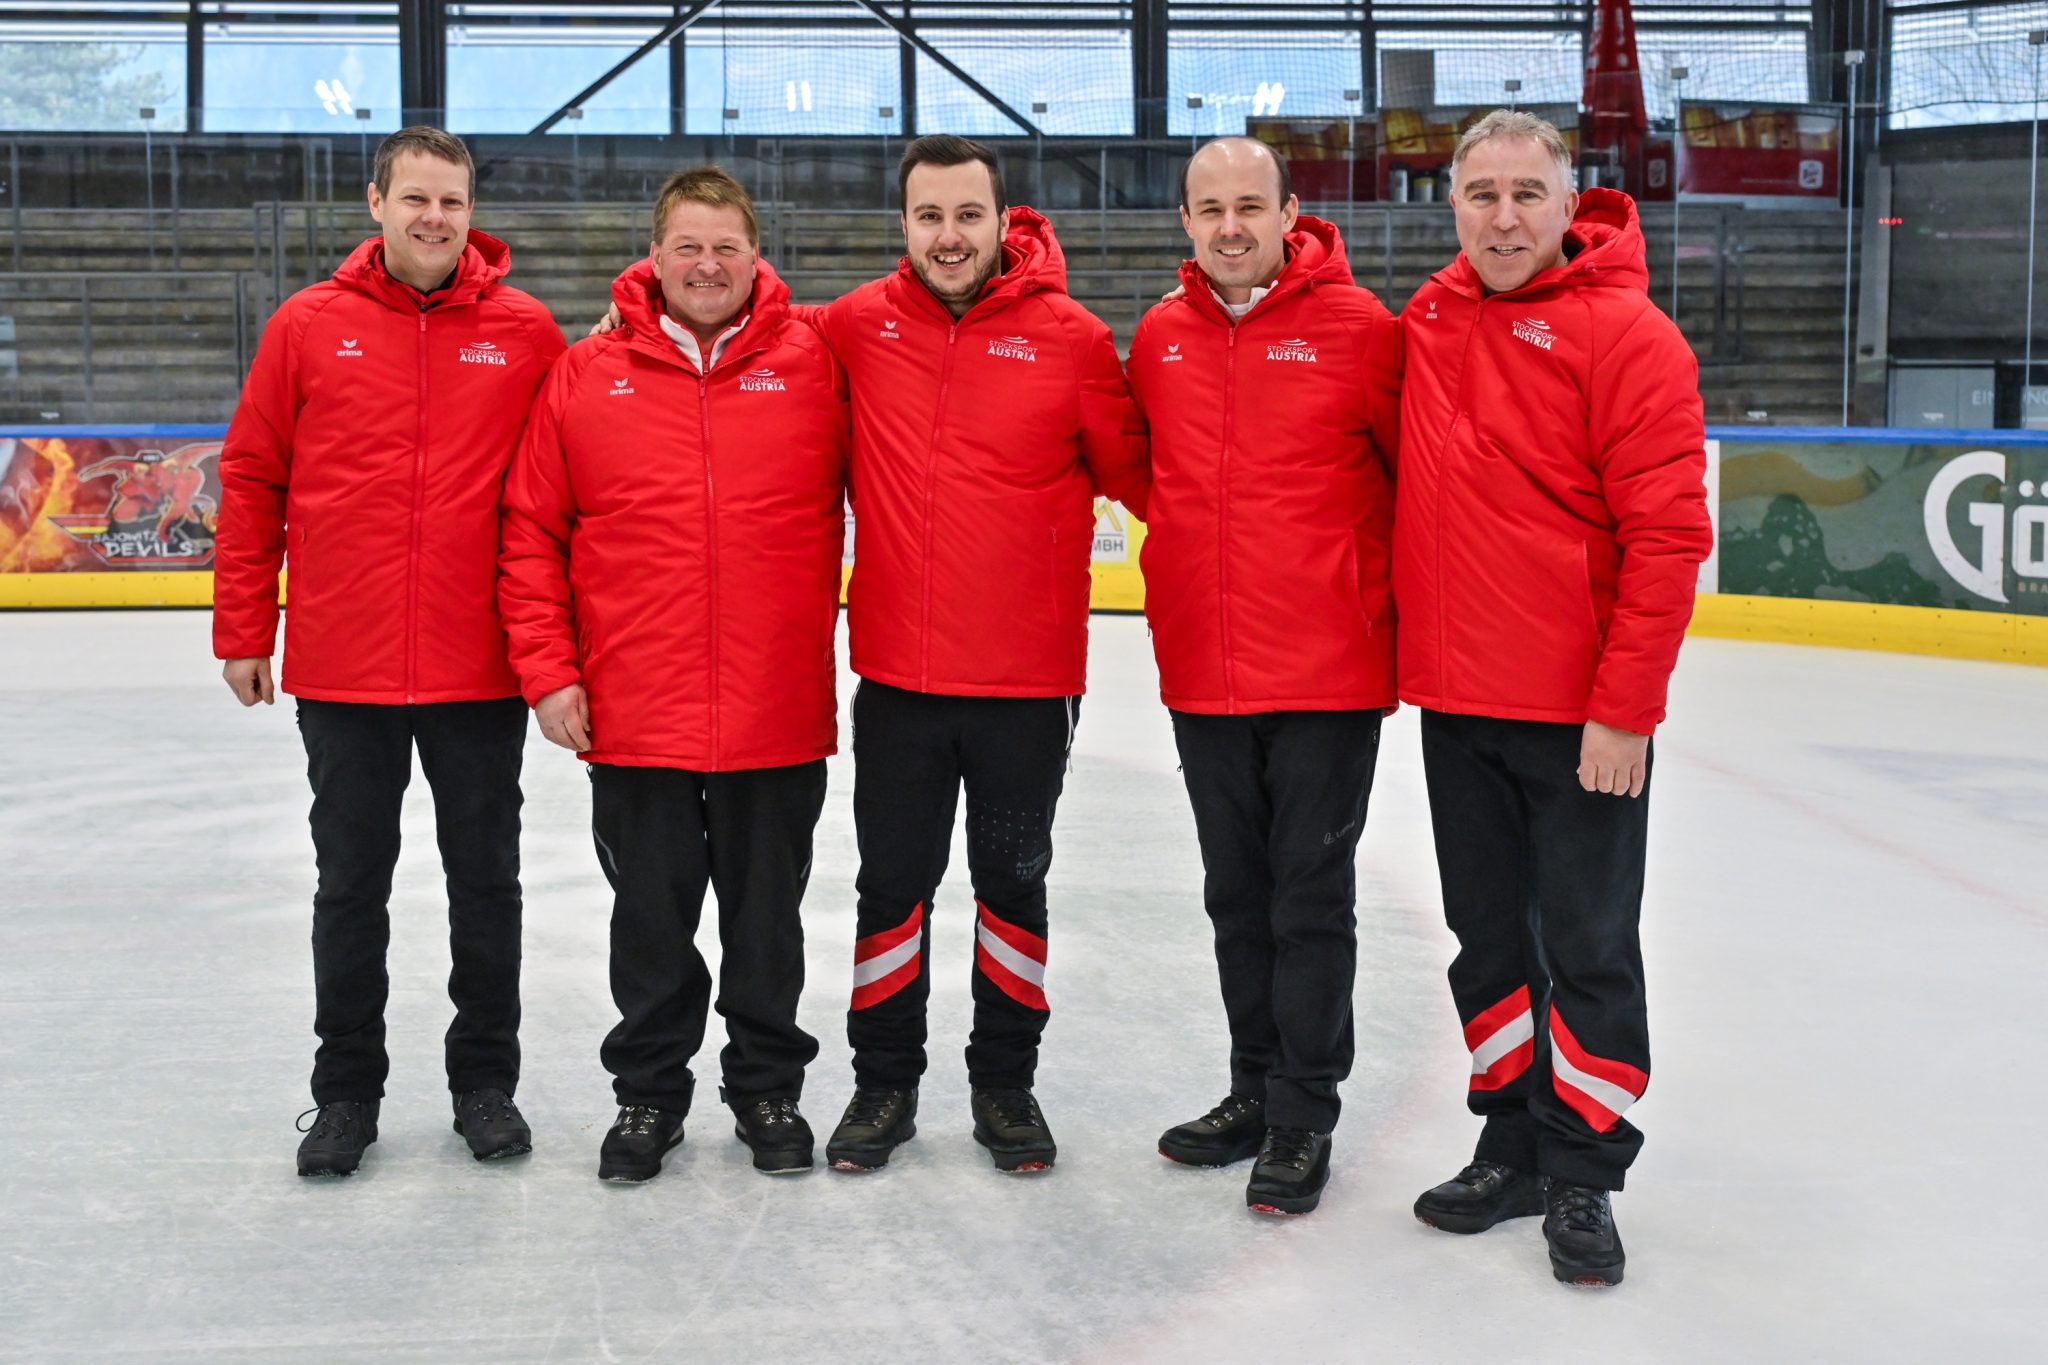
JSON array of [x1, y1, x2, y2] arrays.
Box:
[[5, 422, 2047, 666]]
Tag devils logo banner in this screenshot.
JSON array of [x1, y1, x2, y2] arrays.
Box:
[[2, 432, 227, 576]]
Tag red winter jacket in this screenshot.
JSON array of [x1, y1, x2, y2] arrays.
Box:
[[213, 231, 565, 702], [498, 257, 849, 771], [1128, 216, 1402, 714], [809, 207, 1148, 698], [1393, 189, 1711, 736]]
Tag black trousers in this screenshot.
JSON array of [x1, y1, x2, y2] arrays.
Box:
[[1171, 709, 1382, 1133], [846, 680, 1078, 1091], [591, 760, 827, 1114], [1420, 710, 1653, 1191], [296, 696, 527, 1104]]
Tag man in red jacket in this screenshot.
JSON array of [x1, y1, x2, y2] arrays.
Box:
[[807, 136, 1149, 1174], [500, 166, 849, 1183], [213, 127, 566, 1177], [1128, 137, 1401, 1216], [1395, 111, 1711, 1286]]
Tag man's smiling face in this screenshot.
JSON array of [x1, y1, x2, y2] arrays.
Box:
[[901, 159, 1008, 316], [650, 199, 757, 339], [1450, 135, 1578, 295], [367, 151, 473, 293], [1180, 138, 1297, 305]]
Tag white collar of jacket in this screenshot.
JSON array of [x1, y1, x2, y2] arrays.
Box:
[[659, 310, 749, 369], [1208, 281, 1272, 322]]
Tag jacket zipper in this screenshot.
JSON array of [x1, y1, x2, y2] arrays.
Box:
[[1219, 325, 1237, 708], [408, 305, 428, 702], [919, 321, 959, 692], [1437, 298, 1485, 699], [698, 361, 720, 764]]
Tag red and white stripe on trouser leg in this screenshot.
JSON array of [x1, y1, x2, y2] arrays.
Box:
[[1464, 985, 1536, 1091], [850, 902, 923, 1010], [1548, 1008, 1647, 1132], [974, 901, 1047, 1010]]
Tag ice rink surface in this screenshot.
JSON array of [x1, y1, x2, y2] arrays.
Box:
[[2, 610, 2044, 1363]]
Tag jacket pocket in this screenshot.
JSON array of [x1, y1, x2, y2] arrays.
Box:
[[1342, 538, 1373, 635], [284, 520, 317, 611], [1575, 540, 1603, 646], [1048, 526, 1063, 628]]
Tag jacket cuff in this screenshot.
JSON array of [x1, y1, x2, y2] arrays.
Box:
[[1585, 696, 1659, 738], [520, 666, 582, 708]]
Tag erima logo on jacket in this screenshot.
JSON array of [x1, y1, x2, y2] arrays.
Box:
[[459, 339, 508, 366], [987, 334, 1037, 362], [1161, 342, 1184, 363], [1512, 318, 1556, 351], [607, 376, 634, 397], [740, 367, 786, 391], [1266, 338, 1317, 363], [336, 338, 363, 357]]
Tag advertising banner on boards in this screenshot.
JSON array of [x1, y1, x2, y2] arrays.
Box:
[[2, 431, 225, 578], [1715, 431, 2048, 613]]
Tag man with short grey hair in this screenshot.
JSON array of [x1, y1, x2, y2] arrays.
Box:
[[1395, 109, 1711, 1286]]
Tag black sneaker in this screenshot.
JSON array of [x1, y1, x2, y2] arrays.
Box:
[[1544, 1180, 1625, 1286], [825, 1087, 918, 1171], [296, 1100, 379, 1177], [1245, 1127, 1331, 1215], [730, 1096, 814, 1174], [971, 1087, 1057, 1173], [1158, 1094, 1265, 1167], [1413, 1159, 1545, 1234], [597, 1105, 685, 1183], [451, 1088, 532, 1161]]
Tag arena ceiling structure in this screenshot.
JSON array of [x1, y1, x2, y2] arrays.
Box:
[[3, 1, 2042, 141]]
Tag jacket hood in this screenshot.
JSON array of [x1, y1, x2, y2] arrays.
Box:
[[609, 253, 794, 369], [1431, 187, 1648, 300], [333, 229, 512, 309], [892, 204, 1068, 318], [1176, 213, 1352, 321]]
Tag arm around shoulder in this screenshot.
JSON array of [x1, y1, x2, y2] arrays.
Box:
[[1060, 305, 1151, 519]]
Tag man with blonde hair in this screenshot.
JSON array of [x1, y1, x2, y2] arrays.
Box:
[[1395, 109, 1711, 1285], [501, 165, 849, 1182], [215, 126, 566, 1177]]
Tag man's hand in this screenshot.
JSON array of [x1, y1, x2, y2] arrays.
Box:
[[1162, 282, 1187, 303], [1578, 720, 1648, 798], [223, 657, 275, 706], [588, 303, 622, 337], [536, 683, 592, 752]]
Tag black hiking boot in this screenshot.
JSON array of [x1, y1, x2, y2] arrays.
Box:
[[730, 1095, 814, 1174], [1158, 1094, 1266, 1167], [597, 1105, 684, 1183], [971, 1087, 1057, 1173], [1412, 1159, 1545, 1234], [1544, 1180, 1626, 1287], [451, 1088, 532, 1161], [1245, 1127, 1331, 1215], [297, 1100, 379, 1177], [826, 1087, 919, 1171]]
